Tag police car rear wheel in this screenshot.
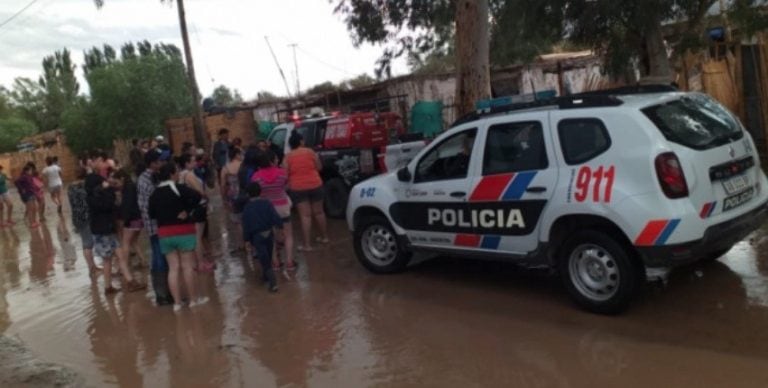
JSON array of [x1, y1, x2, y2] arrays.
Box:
[[559, 231, 639, 314], [354, 216, 411, 274]]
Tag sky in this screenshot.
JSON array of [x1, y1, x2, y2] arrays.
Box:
[[0, 0, 408, 100]]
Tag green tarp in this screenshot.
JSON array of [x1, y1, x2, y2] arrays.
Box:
[[410, 101, 443, 137], [258, 121, 278, 139]]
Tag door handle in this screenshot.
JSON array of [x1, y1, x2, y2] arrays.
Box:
[[450, 191, 467, 198], [525, 186, 547, 193]]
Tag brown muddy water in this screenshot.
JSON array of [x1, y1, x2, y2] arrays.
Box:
[[2, 198, 768, 387]]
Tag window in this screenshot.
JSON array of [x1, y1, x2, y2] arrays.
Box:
[[269, 128, 287, 150], [642, 93, 743, 150], [483, 122, 547, 175], [558, 118, 611, 165], [415, 129, 477, 182], [295, 120, 329, 148]]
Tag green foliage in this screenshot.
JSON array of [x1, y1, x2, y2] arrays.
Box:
[[211, 85, 243, 107], [256, 91, 280, 103], [0, 116, 36, 153], [343, 73, 377, 89], [306, 81, 340, 95], [64, 41, 193, 154], [332, 0, 457, 77]]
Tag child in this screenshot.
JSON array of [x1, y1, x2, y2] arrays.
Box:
[[85, 167, 121, 295], [67, 166, 100, 276], [42, 156, 63, 214], [15, 163, 39, 228], [0, 165, 14, 227], [242, 182, 285, 292], [251, 150, 296, 271]]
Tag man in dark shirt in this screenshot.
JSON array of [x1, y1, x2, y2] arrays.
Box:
[[85, 169, 120, 295], [242, 182, 284, 292]]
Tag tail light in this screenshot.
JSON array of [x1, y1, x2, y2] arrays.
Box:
[[655, 152, 689, 198]]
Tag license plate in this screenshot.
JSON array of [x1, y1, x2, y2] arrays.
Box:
[[722, 175, 750, 195], [722, 187, 755, 212]]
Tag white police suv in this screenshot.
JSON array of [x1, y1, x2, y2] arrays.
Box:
[[346, 86, 768, 314]]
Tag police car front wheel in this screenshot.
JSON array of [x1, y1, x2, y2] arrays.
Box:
[[354, 216, 412, 274], [559, 231, 641, 314]]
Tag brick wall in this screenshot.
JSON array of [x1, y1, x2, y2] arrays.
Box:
[[166, 110, 257, 154]]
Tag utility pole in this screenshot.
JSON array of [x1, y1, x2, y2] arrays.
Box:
[[289, 43, 301, 96], [176, 0, 207, 149], [265, 36, 293, 99]]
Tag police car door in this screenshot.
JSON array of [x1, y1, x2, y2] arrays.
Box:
[[466, 115, 557, 255], [392, 127, 479, 250]]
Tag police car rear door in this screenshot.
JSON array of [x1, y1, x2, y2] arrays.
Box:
[[466, 113, 557, 255], [390, 126, 480, 250]]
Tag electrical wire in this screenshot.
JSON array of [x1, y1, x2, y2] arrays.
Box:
[[0, 0, 42, 30]]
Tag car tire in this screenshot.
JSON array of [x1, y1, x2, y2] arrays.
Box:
[[324, 178, 349, 219], [354, 215, 412, 274], [558, 230, 642, 315]]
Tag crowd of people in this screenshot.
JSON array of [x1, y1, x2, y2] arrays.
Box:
[[0, 128, 331, 312]]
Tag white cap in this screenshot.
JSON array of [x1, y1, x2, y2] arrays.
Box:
[[155, 135, 165, 142]]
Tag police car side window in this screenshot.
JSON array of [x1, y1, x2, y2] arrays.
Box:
[[483, 121, 548, 176], [415, 129, 477, 183], [558, 118, 611, 165]]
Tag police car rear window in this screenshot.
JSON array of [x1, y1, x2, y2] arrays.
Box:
[[558, 118, 611, 165], [642, 94, 743, 150]]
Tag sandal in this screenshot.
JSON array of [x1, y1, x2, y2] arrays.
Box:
[[297, 245, 314, 252], [315, 237, 330, 244], [285, 261, 299, 271], [29, 222, 40, 229]]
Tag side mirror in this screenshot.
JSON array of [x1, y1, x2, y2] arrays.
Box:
[[397, 167, 412, 182]]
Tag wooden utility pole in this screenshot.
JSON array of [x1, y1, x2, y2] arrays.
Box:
[[175, 0, 207, 149], [454, 0, 491, 117]]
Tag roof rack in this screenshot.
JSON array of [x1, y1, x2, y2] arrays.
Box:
[[571, 84, 678, 97], [451, 94, 622, 127], [450, 84, 678, 127]]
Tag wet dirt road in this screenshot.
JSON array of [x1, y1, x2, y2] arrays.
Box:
[[2, 198, 768, 387]]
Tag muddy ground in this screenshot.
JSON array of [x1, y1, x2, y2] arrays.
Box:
[[1, 195, 768, 387]]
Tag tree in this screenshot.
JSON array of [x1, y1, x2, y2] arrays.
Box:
[[256, 91, 280, 103], [38, 49, 80, 131], [211, 85, 243, 107], [64, 42, 194, 154], [333, 0, 490, 116], [306, 81, 340, 95], [94, 0, 206, 148], [343, 73, 377, 89], [0, 87, 37, 152]]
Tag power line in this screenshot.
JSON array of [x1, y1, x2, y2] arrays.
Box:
[[0, 0, 55, 37], [296, 46, 354, 76], [0, 0, 42, 30]]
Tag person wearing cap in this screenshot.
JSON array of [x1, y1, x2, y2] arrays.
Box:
[[138, 148, 174, 305], [156, 135, 171, 152]]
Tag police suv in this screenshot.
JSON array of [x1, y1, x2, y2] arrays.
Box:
[[346, 86, 768, 314]]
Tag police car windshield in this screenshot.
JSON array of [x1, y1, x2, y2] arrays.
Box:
[[641, 94, 743, 150]]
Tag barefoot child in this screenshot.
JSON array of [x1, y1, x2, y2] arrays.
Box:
[[0, 165, 14, 227], [242, 182, 285, 293]]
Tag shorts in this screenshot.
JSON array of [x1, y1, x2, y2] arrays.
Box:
[[79, 225, 95, 250], [93, 234, 119, 259], [290, 187, 323, 204], [48, 185, 62, 194], [125, 219, 144, 230], [159, 234, 197, 255], [275, 203, 292, 222], [20, 192, 36, 203]]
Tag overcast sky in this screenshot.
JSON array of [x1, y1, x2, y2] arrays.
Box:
[[0, 0, 408, 100]]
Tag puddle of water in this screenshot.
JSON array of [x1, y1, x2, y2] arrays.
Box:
[[1, 198, 768, 387]]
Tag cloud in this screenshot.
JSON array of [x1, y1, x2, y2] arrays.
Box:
[[0, 0, 408, 99]]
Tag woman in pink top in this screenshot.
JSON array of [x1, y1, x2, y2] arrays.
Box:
[[284, 132, 328, 252], [251, 150, 297, 270]]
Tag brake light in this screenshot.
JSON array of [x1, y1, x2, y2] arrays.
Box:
[[655, 152, 689, 198]]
